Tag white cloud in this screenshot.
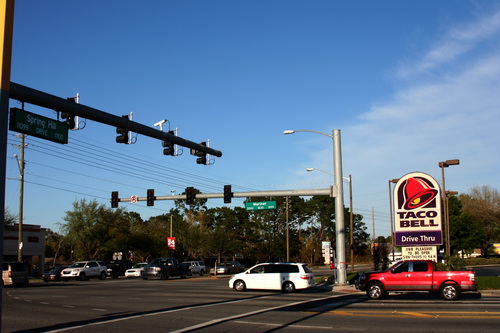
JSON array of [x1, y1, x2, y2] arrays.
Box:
[[398, 10, 500, 78]]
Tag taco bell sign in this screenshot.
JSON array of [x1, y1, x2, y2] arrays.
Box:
[[393, 172, 443, 246]]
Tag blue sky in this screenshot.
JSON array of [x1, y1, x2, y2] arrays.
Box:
[[6, 0, 500, 238]]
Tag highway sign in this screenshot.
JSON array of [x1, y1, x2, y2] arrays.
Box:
[[9, 107, 68, 144], [244, 201, 277, 211]]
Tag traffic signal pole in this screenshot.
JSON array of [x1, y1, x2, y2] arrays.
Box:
[[112, 186, 336, 204], [8, 82, 222, 157]]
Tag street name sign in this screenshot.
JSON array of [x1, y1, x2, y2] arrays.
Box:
[[244, 201, 277, 211], [9, 107, 68, 144]]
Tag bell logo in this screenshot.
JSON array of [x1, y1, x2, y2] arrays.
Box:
[[402, 177, 438, 210]]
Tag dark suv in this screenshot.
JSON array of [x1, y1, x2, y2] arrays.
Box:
[[2, 262, 29, 287], [106, 260, 133, 279]]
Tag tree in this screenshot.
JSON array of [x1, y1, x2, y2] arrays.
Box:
[[459, 185, 500, 244], [4, 209, 17, 231], [59, 199, 129, 260], [448, 195, 486, 256]]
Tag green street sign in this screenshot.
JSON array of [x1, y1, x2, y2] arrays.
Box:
[[9, 108, 68, 144], [245, 201, 277, 211]]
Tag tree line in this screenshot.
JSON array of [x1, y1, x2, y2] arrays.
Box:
[[15, 185, 500, 266]]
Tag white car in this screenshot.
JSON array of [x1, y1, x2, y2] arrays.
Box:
[[229, 262, 315, 292], [61, 260, 107, 281], [125, 263, 148, 278]]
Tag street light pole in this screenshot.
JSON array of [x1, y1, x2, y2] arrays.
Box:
[[388, 178, 400, 262], [284, 129, 346, 285], [438, 159, 460, 256]]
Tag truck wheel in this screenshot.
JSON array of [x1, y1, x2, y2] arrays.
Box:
[[199, 269, 204, 276], [234, 280, 246, 291], [181, 271, 187, 279], [161, 272, 169, 280], [440, 283, 461, 301], [367, 282, 386, 300]]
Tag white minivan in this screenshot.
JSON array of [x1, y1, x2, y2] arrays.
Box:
[[229, 263, 315, 292]]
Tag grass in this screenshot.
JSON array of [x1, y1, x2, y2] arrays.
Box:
[[475, 276, 500, 290]]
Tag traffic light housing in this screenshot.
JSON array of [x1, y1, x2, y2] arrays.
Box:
[[186, 186, 195, 205], [116, 115, 129, 144], [147, 189, 154, 206], [111, 191, 119, 208], [223, 185, 232, 203], [61, 112, 76, 130], [196, 142, 207, 164], [163, 130, 175, 155]]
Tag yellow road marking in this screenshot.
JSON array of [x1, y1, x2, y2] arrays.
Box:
[[315, 310, 500, 319]]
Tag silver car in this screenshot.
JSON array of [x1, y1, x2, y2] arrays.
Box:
[[61, 260, 107, 281]]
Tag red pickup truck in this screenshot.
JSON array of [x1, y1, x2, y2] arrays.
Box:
[[355, 260, 477, 301]]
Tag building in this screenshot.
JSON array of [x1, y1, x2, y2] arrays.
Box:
[[3, 224, 46, 277]]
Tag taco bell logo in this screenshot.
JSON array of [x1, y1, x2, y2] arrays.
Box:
[[394, 172, 443, 246]]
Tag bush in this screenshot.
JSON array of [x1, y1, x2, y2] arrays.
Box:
[[464, 257, 500, 266]]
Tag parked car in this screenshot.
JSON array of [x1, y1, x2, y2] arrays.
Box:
[[142, 258, 190, 280], [42, 266, 67, 282], [210, 261, 245, 275], [182, 261, 206, 276], [125, 263, 148, 278], [106, 259, 133, 279], [229, 262, 315, 292], [2, 262, 29, 287], [61, 260, 107, 281]]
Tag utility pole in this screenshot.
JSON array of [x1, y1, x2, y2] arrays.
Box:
[[15, 133, 26, 262], [286, 196, 289, 262]]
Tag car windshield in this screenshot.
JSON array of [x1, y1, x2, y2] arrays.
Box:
[[69, 262, 86, 268], [132, 264, 144, 268]]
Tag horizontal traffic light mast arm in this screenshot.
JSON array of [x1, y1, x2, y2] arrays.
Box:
[[9, 82, 222, 157], [115, 187, 336, 203]]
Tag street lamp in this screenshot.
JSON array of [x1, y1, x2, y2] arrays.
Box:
[[307, 168, 354, 272], [284, 129, 347, 285], [438, 159, 460, 256], [388, 178, 400, 262]]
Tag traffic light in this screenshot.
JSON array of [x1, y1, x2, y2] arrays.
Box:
[[111, 191, 119, 208], [186, 186, 195, 205], [61, 112, 77, 130], [116, 115, 129, 144], [147, 189, 155, 206], [223, 185, 232, 203], [196, 142, 207, 164], [163, 130, 175, 155]]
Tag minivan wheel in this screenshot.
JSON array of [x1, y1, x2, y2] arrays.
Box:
[[282, 281, 295, 293], [99, 272, 107, 280], [234, 280, 246, 291]]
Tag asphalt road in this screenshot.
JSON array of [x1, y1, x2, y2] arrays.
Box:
[[2, 274, 499, 332]]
